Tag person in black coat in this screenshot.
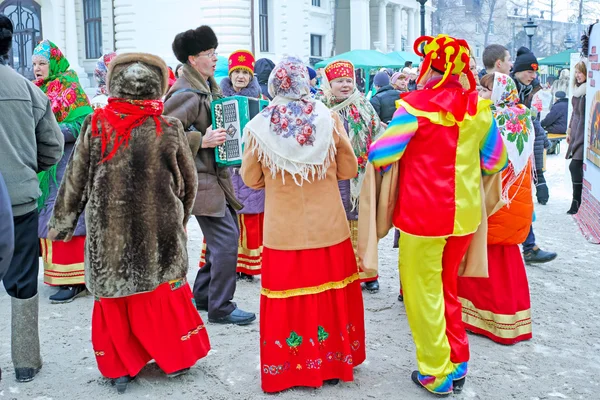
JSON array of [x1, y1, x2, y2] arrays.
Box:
[[0, 171, 13, 283], [369, 72, 401, 124], [541, 91, 568, 134], [255, 58, 275, 100]]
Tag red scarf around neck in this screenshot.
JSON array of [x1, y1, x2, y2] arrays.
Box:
[[91, 98, 170, 163]]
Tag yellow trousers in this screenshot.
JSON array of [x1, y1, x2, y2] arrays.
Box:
[[399, 232, 472, 378]]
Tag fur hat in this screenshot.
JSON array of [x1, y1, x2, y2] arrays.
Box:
[[172, 25, 218, 64], [513, 47, 539, 74], [0, 14, 14, 56], [107, 53, 169, 100]]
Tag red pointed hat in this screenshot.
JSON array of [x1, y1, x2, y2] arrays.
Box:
[[324, 60, 355, 82], [228, 50, 255, 75], [413, 34, 476, 92]]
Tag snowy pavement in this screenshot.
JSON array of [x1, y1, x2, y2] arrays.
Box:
[[0, 152, 599, 400]]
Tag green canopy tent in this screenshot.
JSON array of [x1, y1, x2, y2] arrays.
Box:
[[539, 50, 578, 76], [314, 50, 405, 93], [387, 51, 421, 68]]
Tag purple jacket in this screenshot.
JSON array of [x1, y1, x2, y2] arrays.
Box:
[[220, 76, 265, 215], [39, 123, 86, 238]]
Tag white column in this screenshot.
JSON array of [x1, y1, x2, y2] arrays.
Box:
[[406, 8, 415, 52], [393, 5, 403, 51], [351, 0, 370, 49], [64, 0, 89, 86], [414, 7, 421, 40], [377, 0, 388, 52]]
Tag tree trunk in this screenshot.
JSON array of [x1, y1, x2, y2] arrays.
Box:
[[550, 0, 554, 54], [484, 0, 497, 48]]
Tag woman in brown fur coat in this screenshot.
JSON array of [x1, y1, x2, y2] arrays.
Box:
[[47, 53, 210, 393]]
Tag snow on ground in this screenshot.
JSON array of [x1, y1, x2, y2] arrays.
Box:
[[0, 151, 598, 399]]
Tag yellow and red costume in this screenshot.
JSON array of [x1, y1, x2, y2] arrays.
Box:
[[368, 35, 508, 395]]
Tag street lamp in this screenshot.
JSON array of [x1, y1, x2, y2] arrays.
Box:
[[416, 0, 428, 37], [564, 35, 576, 50], [523, 18, 538, 50]]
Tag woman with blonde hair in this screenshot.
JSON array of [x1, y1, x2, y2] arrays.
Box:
[[566, 60, 587, 214]]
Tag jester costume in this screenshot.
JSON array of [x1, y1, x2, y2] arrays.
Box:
[[33, 40, 92, 296], [368, 35, 508, 395], [318, 60, 383, 287], [458, 73, 534, 344]]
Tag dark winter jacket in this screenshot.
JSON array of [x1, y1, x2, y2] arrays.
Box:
[[0, 171, 14, 282], [38, 122, 88, 238], [370, 85, 401, 123], [49, 53, 198, 298], [0, 63, 64, 217], [408, 80, 418, 91], [164, 64, 242, 216], [219, 76, 265, 214], [513, 75, 550, 171], [567, 84, 586, 160], [541, 98, 568, 134], [255, 58, 275, 100]]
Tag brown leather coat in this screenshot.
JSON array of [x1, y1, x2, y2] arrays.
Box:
[[164, 64, 241, 216]]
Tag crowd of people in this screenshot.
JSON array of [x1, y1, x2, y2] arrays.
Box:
[[0, 13, 590, 396]]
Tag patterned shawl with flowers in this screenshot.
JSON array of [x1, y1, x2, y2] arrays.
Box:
[[490, 72, 535, 197], [317, 79, 383, 207], [94, 52, 117, 96], [244, 57, 335, 185], [33, 40, 93, 209]]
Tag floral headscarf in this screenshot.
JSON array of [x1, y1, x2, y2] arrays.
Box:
[[33, 40, 92, 124], [317, 62, 383, 207], [94, 52, 117, 96], [244, 57, 335, 185], [33, 40, 92, 210], [490, 73, 534, 194]]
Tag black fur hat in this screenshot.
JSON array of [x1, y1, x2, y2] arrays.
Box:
[[0, 14, 14, 56], [172, 25, 218, 64]]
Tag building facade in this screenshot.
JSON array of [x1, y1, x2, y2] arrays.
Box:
[[1, 0, 431, 91]]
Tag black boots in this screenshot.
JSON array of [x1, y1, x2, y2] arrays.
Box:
[[567, 183, 582, 215], [12, 294, 43, 382]]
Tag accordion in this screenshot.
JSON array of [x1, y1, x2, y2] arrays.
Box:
[[211, 96, 269, 167]]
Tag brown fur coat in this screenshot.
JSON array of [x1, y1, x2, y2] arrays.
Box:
[[48, 53, 198, 298]]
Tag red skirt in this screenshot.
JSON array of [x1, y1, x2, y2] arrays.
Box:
[[260, 238, 366, 393], [41, 237, 85, 286], [198, 213, 264, 275], [457, 244, 532, 345], [237, 213, 264, 275], [92, 279, 211, 379]]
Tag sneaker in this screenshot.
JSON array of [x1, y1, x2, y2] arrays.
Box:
[[49, 285, 88, 304], [209, 307, 256, 326], [411, 371, 453, 396], [523, 247, 557, 264], [167, 368, 190, 378], [363, 280, 380, 293]]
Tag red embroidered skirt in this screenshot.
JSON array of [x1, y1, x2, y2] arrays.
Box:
[[198, 213, 264, 275], [457, 244, 532, 345], [260, 238, 366, 393], [41, 237, 86, 286], [92, 279, 211, 379]]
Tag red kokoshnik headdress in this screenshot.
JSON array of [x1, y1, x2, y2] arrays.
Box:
[[413, 34, 476, 92]]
